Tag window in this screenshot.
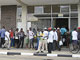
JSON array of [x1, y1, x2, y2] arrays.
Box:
[[52, 5, 60, 13], [27, 6, 34, 13], [44, 5, 51, 13], [61, 5, 69, 13], [34, 6, 44, 14], [17, 6, 22, 22], [71, 4, 78, 12]]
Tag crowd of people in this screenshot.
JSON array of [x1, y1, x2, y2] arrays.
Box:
[[0, 26, 80, 53], [0, 26, 25, 50], [27, 26, 80, 53]]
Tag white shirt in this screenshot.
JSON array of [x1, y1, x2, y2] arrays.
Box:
[[72, 31, 78, 40], [43, 31, 48, 39], [53, 31, 58, 41], [29, 30, 34, 39], [5, 31, 10, 40], [47, 31, 54, 43]]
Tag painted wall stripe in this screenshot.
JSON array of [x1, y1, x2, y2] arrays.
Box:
[[21, 53, 33, 56], [0, 52, 7, 55], [72, 54, 80, 57], [58, 54, 72, 57], [47, 54, 57, 57], [7, 52, 21, 55], [0, 52, 80, 58], [34, 53, 47, 56]]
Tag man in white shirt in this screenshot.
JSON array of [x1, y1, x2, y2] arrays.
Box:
[[53, 28, 58, 51], [72, 28, 78, 45], [2, 30, 10, 50], [43, 28, 48, 50], [47, 27, 54, 53], [29, 28, 34, 48]]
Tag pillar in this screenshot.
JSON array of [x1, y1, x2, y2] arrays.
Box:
[[78, 4, 80, 27], [22, 5, 27, 33]]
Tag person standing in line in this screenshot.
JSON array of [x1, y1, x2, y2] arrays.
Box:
[[66, 29, 70, 48], [43, 27, 48, 51], [26, 30, 29, 48], [17, 28, 25, 48], [9, 28, 15, 47], [36, 30, 44, 53], [33, 28, 37, 37], [29, 27, 34, 49], [57, 28, 61, 51], [33, 28, 37, 47], [72, 28, 78, 48], [60, 26, 67, 46], [47, 27, 54, 53], [2, 30, 10, 50], [77, 27, 80, 47], [53, 28, 58, 51], [36, 28, 42, 50], [0, 26, 6, 47], [14, 28, 19, 48]]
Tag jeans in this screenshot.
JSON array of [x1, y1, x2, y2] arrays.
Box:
[[37, 37, 40, 50], [29, 38, 34, 48], [10, 38, 15, 47]]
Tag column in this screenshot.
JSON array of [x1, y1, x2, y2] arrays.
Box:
[[51, 5, 53, 27], [78, 4, 80, 27], [22, 5, 27, 33]]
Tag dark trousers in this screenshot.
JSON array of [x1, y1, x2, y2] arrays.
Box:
[[53, 40, 57, 51], [48, 43, 53, 53], [1, 38, 5, 47], [15, 39, 19, 48], [18, 37, 24, 48]]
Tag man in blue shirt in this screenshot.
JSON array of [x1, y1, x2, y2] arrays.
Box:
[[60, 27, 67, 35], [0, 26, 6, 47], [60, 27, 67, 46]]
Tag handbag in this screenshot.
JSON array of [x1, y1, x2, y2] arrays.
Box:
[[59, 40, 63, 46]]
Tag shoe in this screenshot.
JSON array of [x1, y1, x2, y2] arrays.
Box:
[[11, 47, 14, 48], [7, 48, 10, 50], [41, 51, 44, 53], [48, 52, 51, 53], [36, 51, 39, 53], [58, 48, 61, 51]]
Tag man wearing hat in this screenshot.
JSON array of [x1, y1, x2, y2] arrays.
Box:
[[47, 27, 54, 53], [43, 27, 48, 51], [78, 27, 80, 47], [53, 28, 58, 51]]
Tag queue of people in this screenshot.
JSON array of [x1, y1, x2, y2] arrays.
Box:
[[0, 26, 25, 50], [0, 26, 80, 54]]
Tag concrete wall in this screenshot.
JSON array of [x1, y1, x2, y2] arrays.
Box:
[[1, 5, 17, 31]]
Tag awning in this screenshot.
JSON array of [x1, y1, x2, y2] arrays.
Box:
[[27, 14, 38, 22]]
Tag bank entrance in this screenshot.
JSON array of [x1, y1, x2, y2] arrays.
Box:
[[54, 18, 68, 29]]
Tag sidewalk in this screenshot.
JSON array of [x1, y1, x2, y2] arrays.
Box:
[[0, 47, 80, 58]]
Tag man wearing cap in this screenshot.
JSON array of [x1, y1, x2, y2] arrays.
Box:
[[47, 27, 54, 53], [43, 27, 48, 51], [78, 27, 80, 46], [53, 28, 58, 51]]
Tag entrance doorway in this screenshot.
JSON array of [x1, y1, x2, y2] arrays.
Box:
[[55, 18, 68, 29]]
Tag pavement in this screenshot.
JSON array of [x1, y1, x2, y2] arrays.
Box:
[[0, 47, 80, 58]]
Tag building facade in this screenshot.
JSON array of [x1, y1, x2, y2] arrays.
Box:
[[0, 0, 80, 32]]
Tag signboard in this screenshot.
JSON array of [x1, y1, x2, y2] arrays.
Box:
[[58, 13, 63, 17]]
